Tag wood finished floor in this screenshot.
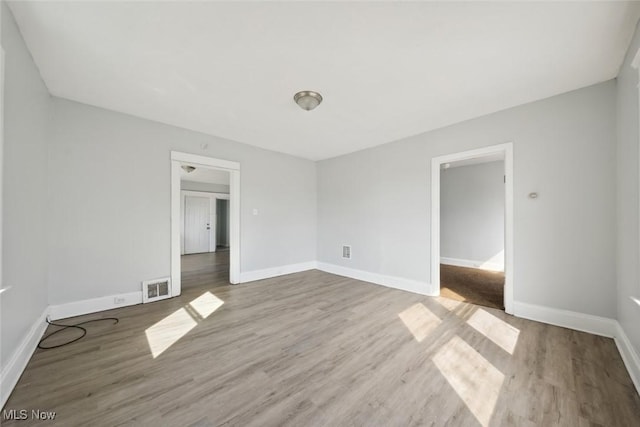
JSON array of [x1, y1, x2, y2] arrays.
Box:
[[3, 253, 640, 426]]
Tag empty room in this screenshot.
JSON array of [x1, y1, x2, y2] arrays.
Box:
[[2, 1, 640, 426]]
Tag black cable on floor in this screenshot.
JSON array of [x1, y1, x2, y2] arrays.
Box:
[[38, 317, 119, 350]]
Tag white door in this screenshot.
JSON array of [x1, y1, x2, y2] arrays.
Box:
[[184, 196, 210, 254]]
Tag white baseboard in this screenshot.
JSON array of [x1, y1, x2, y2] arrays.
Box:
[[316, 262, 436, 296], [440, 256, 504, 272], [1, 307, 49, 408], [49, 291, 142, 321], [512, 301, 616, 338], [239, 261, 317, 283], [613, 322, 640, 396], [511, 302, 640, 396]]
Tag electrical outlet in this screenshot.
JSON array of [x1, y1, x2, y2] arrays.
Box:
[[114, 297, 126, 305]]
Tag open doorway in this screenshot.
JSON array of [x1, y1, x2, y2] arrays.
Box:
[[180, 167, 231, 289], [439, 155, 505, 309], [431, 143, 514, 314], [170, 152, 240, 298]]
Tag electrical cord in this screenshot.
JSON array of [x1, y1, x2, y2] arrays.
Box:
[[38, 317, 119, 350]]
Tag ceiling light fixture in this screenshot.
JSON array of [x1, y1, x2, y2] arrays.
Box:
[[294, 91, 323, 111], [182, 165, 196, 173]]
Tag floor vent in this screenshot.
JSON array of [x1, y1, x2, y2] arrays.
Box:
[[342, 245, 352, 259], [142, 277, 171, 303]]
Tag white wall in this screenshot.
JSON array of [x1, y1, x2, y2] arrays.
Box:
[[181, 180, 229, 194], [1, 1, 50, 372], [47, 98, 316, 304], [318, 81, 617, 318], [616, 20, 640, 359], [441, 160, 504, 270]]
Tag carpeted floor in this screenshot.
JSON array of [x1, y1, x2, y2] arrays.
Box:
[[440, 264, 505, 310]]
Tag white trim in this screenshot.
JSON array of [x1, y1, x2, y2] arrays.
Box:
[[229, 166, 240, 283], [171, 161, 182, 295], [0, 308, 49, 408], [431, 142, 514, 313], [171, 152, 241, 294], [613, 322, 640, 395], [440, 256, 504, 272], [316, 262, 436, 296], [171, 151, 240, 171], [513, 301, 616, 338], [49, 292, 142, 321], [239, 261, 317, 283]]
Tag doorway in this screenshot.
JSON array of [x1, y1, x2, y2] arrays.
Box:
[[431, 143, 514, 314], [439, 157, 505, 309], [171, 151, 240, 297]]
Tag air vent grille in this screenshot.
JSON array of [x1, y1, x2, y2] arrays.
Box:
[[342, 245, 351, 259], [142, 277, 171, 303]]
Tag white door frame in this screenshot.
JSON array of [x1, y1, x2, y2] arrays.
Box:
[[171, 151, 240, 296], [431, 142, 514, 314]]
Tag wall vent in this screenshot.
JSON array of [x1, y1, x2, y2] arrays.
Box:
[[142, 277, 171, 303], [342, 245, 352, 259]]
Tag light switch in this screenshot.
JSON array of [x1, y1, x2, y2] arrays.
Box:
[[252, 208, 259, 215]]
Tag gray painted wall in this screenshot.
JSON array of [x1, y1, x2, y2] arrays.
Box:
[[47, 98, 317, 304], [441, 161, 504, 269], [181, 180, 229, 194], [616, 20, 640, 360], [1, 3, 50, 368], [318, 81, 617, 318]]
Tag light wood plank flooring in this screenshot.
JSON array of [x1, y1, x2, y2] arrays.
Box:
[[181, 250, 229, 289], [3, 259, 639, 426]]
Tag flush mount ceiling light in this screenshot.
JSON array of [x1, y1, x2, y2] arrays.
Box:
[[181, 165, 196, 173], [294, 91, 323, 111]]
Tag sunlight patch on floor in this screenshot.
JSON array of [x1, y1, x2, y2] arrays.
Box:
[[433, 335, 504, 427], [466, 308, 520, 354], [189, 291, 224, 319], [146, 291, 224, 358], [398, 303, 441, 342], [435, 296, 462, 311], [145, 308, 198, 358]]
